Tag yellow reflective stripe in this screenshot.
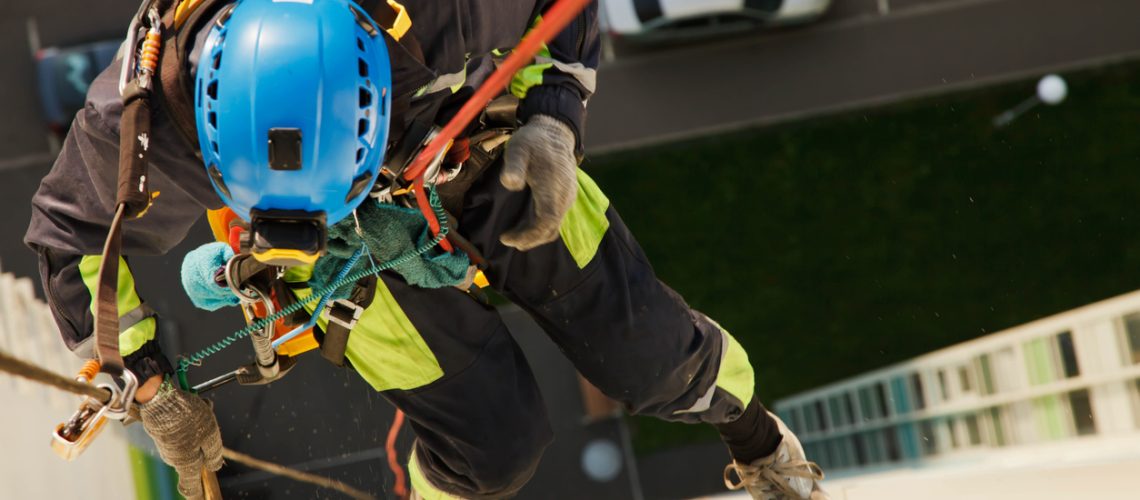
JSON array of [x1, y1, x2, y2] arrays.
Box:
[[559, 169, 611, 268], [510, 16, 553, 99], [716, 329, 755, 407], [79, 255, 153, 356], [282, 264, 314, 283], [408, 448, 462, 500], [510, 61, 552, 99], [118, 318, 157, 357], [295, 278, 443, 392]]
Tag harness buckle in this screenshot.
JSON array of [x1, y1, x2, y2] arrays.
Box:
[[327, 299, 364, 331]]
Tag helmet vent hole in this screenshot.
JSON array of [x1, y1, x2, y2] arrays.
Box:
[[206, 80, 218, 100], [358, 119, 369, 137], [359, 87, 372, 108], [208, 111, 217, 129], [212, 51, 222, 70], [357, 37, 365, 51], [358, 58, 369, 78], [356, 148, 365, 164]]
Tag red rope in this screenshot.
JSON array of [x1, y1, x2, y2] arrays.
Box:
[[386, 409, 408, 499], [401, 0, 593, 242]]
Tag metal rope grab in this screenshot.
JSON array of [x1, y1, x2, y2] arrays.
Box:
[[0, 348, 375, 500]]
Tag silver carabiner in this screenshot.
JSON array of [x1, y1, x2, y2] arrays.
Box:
[[102, 370, 138, 421]]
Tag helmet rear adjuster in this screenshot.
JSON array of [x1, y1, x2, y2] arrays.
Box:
[[247, 210, 328, 267]]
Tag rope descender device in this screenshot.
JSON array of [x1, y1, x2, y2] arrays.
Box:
[[51, 360, 138, 461]]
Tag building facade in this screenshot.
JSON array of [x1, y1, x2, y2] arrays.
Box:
[[775, 290, 1140, 474]]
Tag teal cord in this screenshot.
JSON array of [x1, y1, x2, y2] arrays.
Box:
[[176, 188, 450, 385]]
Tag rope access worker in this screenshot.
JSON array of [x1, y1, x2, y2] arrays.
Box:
[[25, 0, 828, 498]]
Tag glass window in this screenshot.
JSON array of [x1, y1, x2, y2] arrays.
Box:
[[959, 366, 973, 392], [1057, 331, 1080, 378], [842, 393, 856, 426], [815, 400, 829, 431], [911, 373, 927, 411], [988, 407, 1007, 446], [978, 355, 996, 395], [828, 397, 844, 429], [876, 382, 890, 417], [965, 414, 982, 445], [1122, 313, 1140, 364], [789, 406, 803, 432], [852, 433, 868, 465], [938, 370, 949, 401], [858, 386, 878, 421], [883, 427, 902, 462], [804, 403, 819, 433], [1069, 389, 1096, 436], [919, 420, 938, 456], [889, 377, 911, 415], [947, 418, 960, 449]]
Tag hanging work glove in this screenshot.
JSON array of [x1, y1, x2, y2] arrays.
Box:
[[499, 114, 579, 251], [139, 379, 225, 500], [181, 242, 240, 311]]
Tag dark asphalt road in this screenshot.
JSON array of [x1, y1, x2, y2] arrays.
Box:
[[586, 0, 1140, 152]]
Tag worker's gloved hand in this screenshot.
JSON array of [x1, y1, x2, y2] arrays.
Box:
[[139, 380, 224, 500], [181, 242, 240, 311], [499, 114, 578, 251]]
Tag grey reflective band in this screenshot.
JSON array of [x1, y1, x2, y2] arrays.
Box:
[[673, 329, 730, 416], [119, 303, 156, 333], [535, 58, 597, 94]]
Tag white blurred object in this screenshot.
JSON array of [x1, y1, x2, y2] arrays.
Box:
[[993, 74, 1068, 127], [599, 0, 832, 41], [581, 438, 623, 482], [1036, 74, 1068, 105]]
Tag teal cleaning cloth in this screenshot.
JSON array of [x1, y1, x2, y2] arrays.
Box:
[[181, 242, 241, 311], [310, 199, 470, 297]]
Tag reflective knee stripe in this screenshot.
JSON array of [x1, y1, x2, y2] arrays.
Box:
[[559, 169, 611, 268], [78, 255, 156, 357], [295, 278, 444, 391], [408, 448, 462, 500], [673, 327, 755, 415], [716, 328, 755, 407]]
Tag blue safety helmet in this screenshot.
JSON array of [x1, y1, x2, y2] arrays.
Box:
[[194, 0, 392, 265]]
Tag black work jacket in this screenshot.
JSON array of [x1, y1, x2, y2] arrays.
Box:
[[24, 0, 601, 380]]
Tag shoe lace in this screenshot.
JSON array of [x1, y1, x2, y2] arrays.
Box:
[[723, 454, 824, 498]]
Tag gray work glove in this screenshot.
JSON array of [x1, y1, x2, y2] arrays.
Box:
[[139, 380, 224, 500], [499, 114, 579, 251]]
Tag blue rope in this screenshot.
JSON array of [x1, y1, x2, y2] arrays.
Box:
[[270, 245, 366, 350], [176, 187, 450, 384]]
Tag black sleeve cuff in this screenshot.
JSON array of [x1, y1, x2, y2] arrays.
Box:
[[518, 85, 587, 154], [124, 339, 174, 381]]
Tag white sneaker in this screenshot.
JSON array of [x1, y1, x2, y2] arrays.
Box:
[[723, 412, 829, 500]]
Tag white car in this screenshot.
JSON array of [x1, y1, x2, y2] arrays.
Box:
[[600, 0, 832, 40]]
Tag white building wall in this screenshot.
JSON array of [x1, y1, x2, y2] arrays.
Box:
[[0, 270, 137, 500]]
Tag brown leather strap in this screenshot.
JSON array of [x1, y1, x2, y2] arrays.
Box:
[[94, 205, 127, 376], [118, 84, 154, 217]]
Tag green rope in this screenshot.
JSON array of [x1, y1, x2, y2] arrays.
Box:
[[176, 188, 450, 383]]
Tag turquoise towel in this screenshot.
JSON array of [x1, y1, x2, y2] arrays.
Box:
[[310, 200, 469, 298]]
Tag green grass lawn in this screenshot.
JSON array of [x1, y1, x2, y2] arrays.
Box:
[[584, 61, 1140, 454]]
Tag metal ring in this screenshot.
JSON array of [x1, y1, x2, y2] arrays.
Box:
[[225, 256, 262, 303]]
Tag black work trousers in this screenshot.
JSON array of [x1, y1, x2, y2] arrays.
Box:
[[345, 159, 756, 498]]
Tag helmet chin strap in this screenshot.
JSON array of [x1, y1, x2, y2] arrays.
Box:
[[400, 0, 593, 251]]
